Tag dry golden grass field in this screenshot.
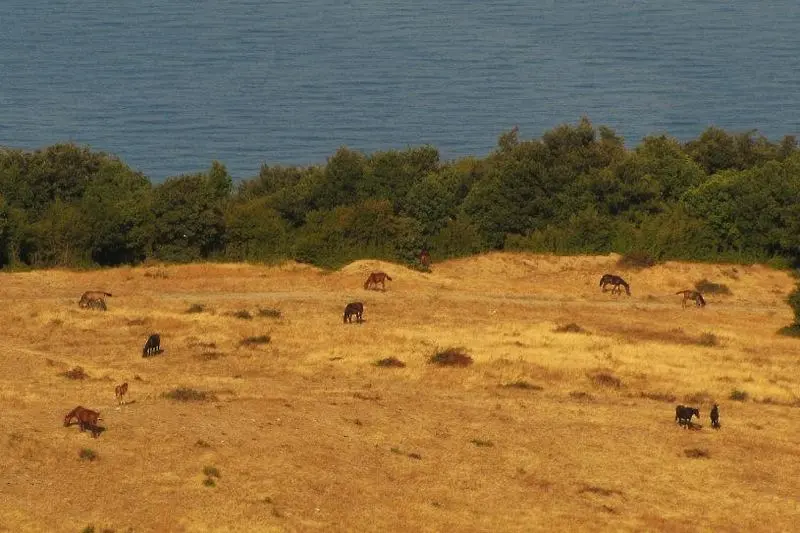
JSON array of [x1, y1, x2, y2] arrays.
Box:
[[1, 253, 798, 533]]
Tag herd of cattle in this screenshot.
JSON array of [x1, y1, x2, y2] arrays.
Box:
[[63, 268, 720, 438]]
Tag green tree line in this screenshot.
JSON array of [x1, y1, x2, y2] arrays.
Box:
[[1, 118, 798, 270]]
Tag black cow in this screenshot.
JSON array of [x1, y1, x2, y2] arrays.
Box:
[[142, 333, 162, 357], [343, 302, 364, 324], [675, 405, 700, 428], [710, 404, 720, 429]]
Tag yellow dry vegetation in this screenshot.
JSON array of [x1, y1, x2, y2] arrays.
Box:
[[0, 252, 798, 532]]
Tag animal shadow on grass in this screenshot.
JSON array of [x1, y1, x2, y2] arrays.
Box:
[[64, 421, 107, 438]]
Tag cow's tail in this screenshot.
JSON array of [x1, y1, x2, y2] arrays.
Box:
[[104, 292, 112, 297]]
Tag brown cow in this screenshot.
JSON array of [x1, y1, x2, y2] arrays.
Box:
[[364, 272, 392, 291], [63, 406, 103, 437]]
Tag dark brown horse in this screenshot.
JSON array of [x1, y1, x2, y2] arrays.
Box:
[[599, 274, 630, 296], [63, 406, 103, 437], [676, 290, 706, 308], [364, 272, 392, 291], [343, 302, 364, 323], [142, 333, 161, 357], [675, 405, 700, 428], [115, 382, 129, 405]]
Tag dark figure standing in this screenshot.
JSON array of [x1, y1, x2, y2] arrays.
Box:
[[710, 404, 720, 429]]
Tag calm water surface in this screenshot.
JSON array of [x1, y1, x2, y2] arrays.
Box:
[[1, 1, 798, 181]]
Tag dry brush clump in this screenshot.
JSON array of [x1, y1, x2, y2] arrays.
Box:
[[429, 347, 473, 367], [502, 380, 543, 391], [617, 251, 657, 269], [79, 448, 98, 462], [684, 448, 711, 459], [697, 332, 720, 347], [185, 303, 206, 314], [62, 366, 89, 380], [256, 307, 282, 318], [729, 389, 749, 401], [589, 370, 622, 389], [375, 357, 406, 368], [239, 335, 271, 347], [696, 279, 732, 295], [554, 323, 587, 334], [162, 388, 217, 402]]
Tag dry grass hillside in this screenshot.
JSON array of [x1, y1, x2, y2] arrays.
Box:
[[0, 253, 798, 533]]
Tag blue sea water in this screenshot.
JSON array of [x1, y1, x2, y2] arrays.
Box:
[[1, 0, 798, 181]]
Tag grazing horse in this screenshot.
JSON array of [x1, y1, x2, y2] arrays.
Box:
[[343, 302, 364, 324], [676, 290, 706, 308], [115, 382, 129, 405], [79, 290, 112, 310], [599, 274, 630, 296], [142, 333, 161, 357], [64, 406, 102, 437], [364, 272, 392, 291], [675, 405, 700, 428], [710, 404, 720, 429]]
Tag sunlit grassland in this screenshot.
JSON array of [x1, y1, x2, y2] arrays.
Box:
[[0, 253, 797, 532]]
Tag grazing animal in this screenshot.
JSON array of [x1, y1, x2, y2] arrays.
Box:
[[343, 302, 364, 324], [710, 404, 720, 429], [79, 290, 112, 310], [364, 272, 392, 291], [63, 406, 103, 437], [599, 274, 631, 296], [676, 290, 706, 308], [420, 249, 431, 269], [115, 382, 129, 404], [675, 405, 700, 428], [142, 333, 161, 357]]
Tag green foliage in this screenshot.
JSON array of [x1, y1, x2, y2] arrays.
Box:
[[293, 199, 423, 268], [151, 168, 226, 261], [0, 122, 798, 271], [224, 198, 288, 262]]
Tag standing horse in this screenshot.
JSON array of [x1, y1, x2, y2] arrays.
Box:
[[675, 405, 700, 428], [599, 274, 630, 296], [343, 302, 364, 323], [364, 272, 392, 291], [115, 382, 129, 405], [676, 290, 706, 308]]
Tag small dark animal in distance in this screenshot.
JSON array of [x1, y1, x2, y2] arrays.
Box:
[[142, 333, 161, 357], [675, 404, 700, 428], [710, 403, 721, 429], [343, 302, 364, 324]]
